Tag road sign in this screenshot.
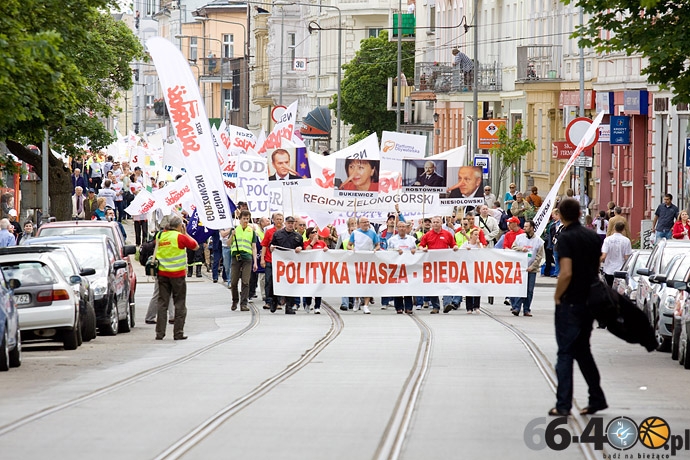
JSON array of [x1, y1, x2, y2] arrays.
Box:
[[686, 138, 690, 167], [271, 105, 287, 123], [566, 117, 599, 150], [474, 155, 490, 176], [293, 58, 307, 71]]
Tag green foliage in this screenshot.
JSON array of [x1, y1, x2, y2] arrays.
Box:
[[565, 0, 690, 103], [348, 131, 372, 146], [489, 122, 535, 194], [330, 30, 415, 139], [0, 0, 144, 164]]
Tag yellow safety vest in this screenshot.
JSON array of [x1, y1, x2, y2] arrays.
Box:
[[256, 226, 265, 243], [455, 232, 468, 247], [231, 225, 254, 256], [156, 231, 187, 273]]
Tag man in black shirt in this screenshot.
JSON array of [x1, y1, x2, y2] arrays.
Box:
[[550, 198, 607, 417], [269, 216, 303, 314]]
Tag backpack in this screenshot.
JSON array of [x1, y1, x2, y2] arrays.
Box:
[[498, 210, 509, 232], [138, 232, 159, 267]]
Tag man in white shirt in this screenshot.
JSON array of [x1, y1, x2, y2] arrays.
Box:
[[98, 179, 117, 210], [388, 221, 417, 314], [511, 220, 544, 317], [348, 217, 381, 313], [600, 220, 632, 287], [475, 205, 500, 246]]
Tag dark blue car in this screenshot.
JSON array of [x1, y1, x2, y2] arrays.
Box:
[[0, 268, 21, 371]]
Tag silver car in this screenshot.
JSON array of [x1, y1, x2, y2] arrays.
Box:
[[613, 249, 651, 303]]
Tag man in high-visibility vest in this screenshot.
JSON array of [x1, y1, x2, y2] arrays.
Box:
[[154, 215, 199, 340], [229, 210, 258, 311]]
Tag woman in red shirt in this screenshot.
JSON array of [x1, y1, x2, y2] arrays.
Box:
[[672, 210, 690, 240], [303, 227, 330, 313]]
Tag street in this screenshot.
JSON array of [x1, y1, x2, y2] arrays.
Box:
[[1, 270, 688, 460]]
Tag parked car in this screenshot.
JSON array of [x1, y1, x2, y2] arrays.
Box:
[[36, 220, 137, 315], [636, 239, 690, 328], [28, 235, 133, 335], [613, 249, 651, 303], [0, 249, 81, 350], [646, 254, 690, 351], [20, 243, 98, 341], [668, 277, 690, 369], [0, 269, 21, 370]]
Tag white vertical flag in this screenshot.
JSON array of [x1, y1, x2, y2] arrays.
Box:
[[146, 36, 234, 230]]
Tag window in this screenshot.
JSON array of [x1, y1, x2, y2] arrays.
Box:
[[145, 0, 158, 16], [287, 32, 296, 67], [223, 34, 234, 59], [368, 28, 384, 38], [145, 95, 154, 109], [586, 60, 591, 72], [189, 37, 198, 62], [566, 62, 571, 74], [428, 6, 436, 33]]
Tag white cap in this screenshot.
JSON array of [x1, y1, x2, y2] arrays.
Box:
[[8, 208, 17, 217]]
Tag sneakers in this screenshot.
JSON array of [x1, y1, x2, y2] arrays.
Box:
[[415, 304, 422, 310], [240, 305, 249, 312], [353, 303, 360, 312], [430, 308, 440, 314], [340, 304, 348, 311], [423, 301, 430, 308], [381, 304, 389, 310], [362, 305, 371, 314], [314, 308, 321, 314], [504, 298, 511, 306], [443, 304, 454, 314]]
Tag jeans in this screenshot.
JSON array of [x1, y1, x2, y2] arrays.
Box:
[[415, 296, 433, 306], [656, 230, 673, 243], [554, 302, 607, 412], [265, 262, 274, 307], [222, 246, 232, 286], [381, 297, 392, 306], [442, 295, 462, 307], [211, 233, 223, 281], [393, 296, 413, 312], [511, 271, 537, 314]]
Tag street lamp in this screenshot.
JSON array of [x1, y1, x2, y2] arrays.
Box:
[[175, 34, 225, 121], [230, 0, 342, 150], [193, 16, 250, 127]]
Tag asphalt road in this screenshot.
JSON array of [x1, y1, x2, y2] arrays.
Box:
[[1, 269, 688, 460]]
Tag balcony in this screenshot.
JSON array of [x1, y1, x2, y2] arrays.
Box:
[[389, 11, 416, 41], [412, 61, 502, 97], [516, 45, 562, 81]]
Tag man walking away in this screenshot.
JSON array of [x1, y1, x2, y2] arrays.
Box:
[[549, 198, 607, 417], [601, 221, 632, 287]]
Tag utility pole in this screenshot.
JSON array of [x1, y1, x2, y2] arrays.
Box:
[[578, 6, 586, 220], [472, 0, 479, 161], [395, 0, 402, 132]]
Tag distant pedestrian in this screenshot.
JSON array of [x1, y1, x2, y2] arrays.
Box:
[[672, 210, 690, 240], [593, 210, 608, 243], [601, 221, 632, 287], [652, 194, 679, 242], [510, 220, 544, 317], [606, 206, 630, 239], [418, 216, 458, 314]]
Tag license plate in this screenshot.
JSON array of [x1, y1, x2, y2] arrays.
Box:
[[13, 294, 30, 305]]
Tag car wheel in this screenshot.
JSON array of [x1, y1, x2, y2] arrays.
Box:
[[0, 327, 10, 372], [119, 302, 131, 333], [63, 325, 79, 351], [656, 316, 672, 352], [672, 319, 681, 360], [100, 298, 119, 336], [82, 304, 97, 342], [680, 336, 686, 367], [9, 326, 21, 368]]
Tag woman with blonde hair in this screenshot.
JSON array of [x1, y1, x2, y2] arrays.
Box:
[[92, 197, 107, 220]]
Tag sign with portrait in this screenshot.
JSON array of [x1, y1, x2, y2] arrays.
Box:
[[334, 158, 381, 197], [401, 159, 448, 193]]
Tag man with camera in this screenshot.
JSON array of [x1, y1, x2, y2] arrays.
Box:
[[229, 210, 258, 312]]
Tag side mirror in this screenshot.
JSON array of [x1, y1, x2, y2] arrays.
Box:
[[69, 275, 82, 285], [636, 268, 651, 276], [8, 279, 21, 290], [113, 260, 127, 270], [613, 271, 628, 279], [668, 280, 688, 291], [123, 245, 136, 257], [80, 267, 96, 276]]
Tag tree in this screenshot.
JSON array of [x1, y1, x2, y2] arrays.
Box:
[[489, 122, 535, 195], [567, 0, 690, 103], [0, 1, 144, 219], [331, 31, 415, 140]]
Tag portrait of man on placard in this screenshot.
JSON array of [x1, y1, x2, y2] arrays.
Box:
[[402, 159, 447, 192], [447, 165, 484, 198], [267, 148, 300, 181], [334, 157, 380, 193]]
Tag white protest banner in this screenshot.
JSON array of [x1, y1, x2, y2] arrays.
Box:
[[291, 186, 452, 214], [256, 100, 297, 156], [333, 133, 381, 197], [152, 175, 193, 214], [380, 131, 426, 172], [129, 145, 146, 171], [228, 125, 257, 156], [272, 248, 528, 297], [237, 153, 270, 217], [533, 111, 605, 238], [124, 189, 156, 216], [147, 36, 234, 230], [145, 127, 167, 151], [252, 128, 266, 156]]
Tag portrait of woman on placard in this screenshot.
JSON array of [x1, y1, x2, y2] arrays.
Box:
[[337, 158, 380, 192]]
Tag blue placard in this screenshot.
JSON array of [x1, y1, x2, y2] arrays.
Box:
[[610, 116, 630, 145], [686, 139, 690, 167]]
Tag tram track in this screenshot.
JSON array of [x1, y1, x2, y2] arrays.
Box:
[[0, 302, 262, 437], [153, 302, 344, 460], [481, 307, 604, 460]]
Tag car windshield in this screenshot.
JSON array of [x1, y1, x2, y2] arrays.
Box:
[[39, 227, 114, 241], [61, 243, 106, 270], [631, 253, 650, 275], [47, 251, 76, 278], [0, 262, 56, 286], [661, 248, 690, 273]]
